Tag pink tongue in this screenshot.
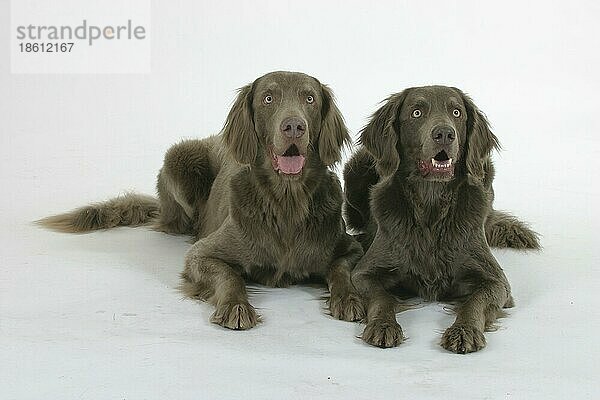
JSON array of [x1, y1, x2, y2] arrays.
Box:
[[276, 155, 305, 174]]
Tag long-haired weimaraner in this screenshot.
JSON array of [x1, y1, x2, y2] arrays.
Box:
[[344, 86, 539, 353], [40, 71, 365, 330]]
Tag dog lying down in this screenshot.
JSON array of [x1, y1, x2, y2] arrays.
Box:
[[343, 85, 540, 353], [38, 75, 539, 353], [39, 71, 365, 329]]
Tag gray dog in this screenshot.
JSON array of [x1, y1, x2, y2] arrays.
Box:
[[40, 71, 365, 330], [343, 86, 539, 353]]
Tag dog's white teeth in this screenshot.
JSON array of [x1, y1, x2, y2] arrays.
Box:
[[431, 158, 453, 168]]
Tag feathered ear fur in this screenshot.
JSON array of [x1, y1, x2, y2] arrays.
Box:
[[318, 84, 351, 166], [359, 91, 408, 177], [457, 90, 500, 185], [222, 83, 258, 165]]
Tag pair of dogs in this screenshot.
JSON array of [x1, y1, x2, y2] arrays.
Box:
[[41, 71, 539, 354]]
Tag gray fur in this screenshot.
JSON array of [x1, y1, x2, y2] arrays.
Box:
[[345, 90, 540, 250], [344, 86, 539, 353], [39, 71, 364, 329], [37, 193, 159, 233]]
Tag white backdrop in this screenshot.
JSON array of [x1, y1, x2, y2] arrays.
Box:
[[1, 1, 599, 399]]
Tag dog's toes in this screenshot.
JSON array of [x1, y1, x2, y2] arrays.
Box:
[[210, 302, 259, 330], [329, 291, 366, 322], [361, 319, 404, 348], [441, 324, 486, 354]]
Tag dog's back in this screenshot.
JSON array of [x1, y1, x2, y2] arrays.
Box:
[[38, 135, 229, 238]]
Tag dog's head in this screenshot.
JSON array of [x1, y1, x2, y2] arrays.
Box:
[[360, 86, 499, 184], [221, 71, 349, 179]]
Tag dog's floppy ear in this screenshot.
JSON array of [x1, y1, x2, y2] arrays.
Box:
[[318, 84, 351, 166], [222, 83, 258, 165], [359, 91, 407, 177], [459, 90, 500, 185]]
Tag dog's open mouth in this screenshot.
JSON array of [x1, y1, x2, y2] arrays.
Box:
[[418, 150, 455, 178], [271, 144, 305, 175]]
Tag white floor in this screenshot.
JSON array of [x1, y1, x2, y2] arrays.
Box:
[[2, 1, 599, 399], [3, 179, 598, 400]]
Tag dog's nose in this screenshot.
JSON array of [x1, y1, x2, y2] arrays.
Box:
[[431, 125, 456, 145], [280, 117, 306, 138]]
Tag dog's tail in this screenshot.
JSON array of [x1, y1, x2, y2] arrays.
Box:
[[36, 193, 159, 233], [485, 210, 541, 250]]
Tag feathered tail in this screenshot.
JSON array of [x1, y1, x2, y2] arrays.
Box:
[[37, 193, 159, 233], [485, 210, 541, 250]]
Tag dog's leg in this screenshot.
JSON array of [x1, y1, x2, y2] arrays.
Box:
[[352, 244, 404, 348], [440, 279, 509, 354], [156, 139, 216, 236], [357, 280, 404, 348], [156, 174, 194, 235], [182, 243, 258, 330], [326, 259, 365, 322]]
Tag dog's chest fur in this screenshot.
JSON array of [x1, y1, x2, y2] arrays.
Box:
[[376, 178, 488, 300], [231, 169, 347, 287]]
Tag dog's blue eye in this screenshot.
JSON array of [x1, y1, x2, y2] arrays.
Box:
[[264, 95, 273, 104], [453, 109, 461, 117], [307, 95, 314, 104], [412, 109, 422, 118]]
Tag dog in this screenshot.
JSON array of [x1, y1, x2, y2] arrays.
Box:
[[39, 71, 365, 330], [343, 86, 540, 353]]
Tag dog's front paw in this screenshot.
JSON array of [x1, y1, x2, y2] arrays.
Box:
[[210, 302, 259, 330], [441, 324, 486, 354], [361, 319, 404, 348], [329, 291, 365, 322]]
